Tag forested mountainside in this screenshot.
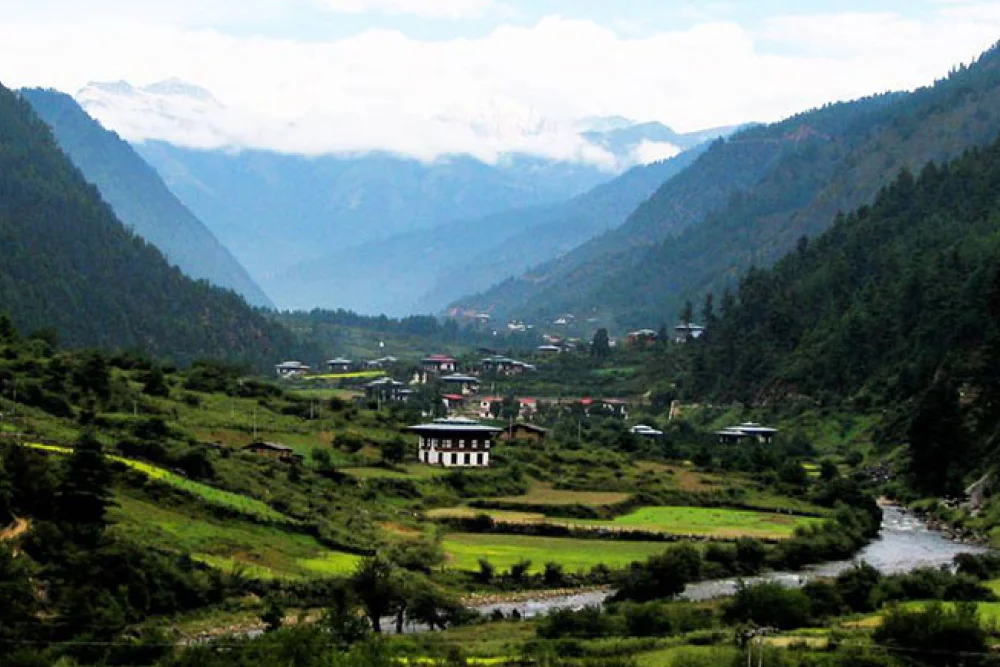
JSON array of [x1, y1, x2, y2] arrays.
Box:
[[20, 89, 274, 308], [268, 144, 710, 315], [134, 141, 616, 289], [460, 43, 1000, 329], [0, 83, 312, 367], [680, 138, 1000, 496]]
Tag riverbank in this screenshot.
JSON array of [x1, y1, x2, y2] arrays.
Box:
[[464, 505, 991, 619]]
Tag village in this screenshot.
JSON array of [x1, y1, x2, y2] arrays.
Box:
[[266, 319, 774, 469]]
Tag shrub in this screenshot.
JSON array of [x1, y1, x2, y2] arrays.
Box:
[[873, 602, 989, 665], [537, 606, 617, 639], [724, 581, 812, 630], [614, 543, 702, 603]]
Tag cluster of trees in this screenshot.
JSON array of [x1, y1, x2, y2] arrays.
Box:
[[0, 436, 239, 665], [675, 135, 1000, 497]]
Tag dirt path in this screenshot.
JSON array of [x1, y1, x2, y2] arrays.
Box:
[[0, 517, 30, 542]]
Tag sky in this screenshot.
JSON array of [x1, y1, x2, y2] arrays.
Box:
[[2, 0, 1000, 164]]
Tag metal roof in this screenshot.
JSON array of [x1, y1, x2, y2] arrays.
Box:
[[441, 374, 479, 382], [408, 417, 502, 434]]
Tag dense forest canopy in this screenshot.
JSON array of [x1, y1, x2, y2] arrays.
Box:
[[681, 137, 1000, 494]]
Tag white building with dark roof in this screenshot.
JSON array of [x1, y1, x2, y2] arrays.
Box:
[[326, 357, 353, 372], [715, 422, 779, 444], [674, 323, 706, 343], [275, 361, 310, 378], [409, 417, 502, 467]]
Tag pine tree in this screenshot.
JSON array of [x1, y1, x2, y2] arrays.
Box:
[[58, 431, 114, 545]]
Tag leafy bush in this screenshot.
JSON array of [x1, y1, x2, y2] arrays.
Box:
[[723, 581, 812, 629]]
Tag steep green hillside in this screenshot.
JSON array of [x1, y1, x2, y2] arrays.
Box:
[[683, 137, 1000, 495], [20, 89, 274, 308], [460, 43, 1000, 330], [0, 82, 310, 367]]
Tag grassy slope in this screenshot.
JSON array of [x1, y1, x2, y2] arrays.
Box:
[[110, 494, 360, 579]]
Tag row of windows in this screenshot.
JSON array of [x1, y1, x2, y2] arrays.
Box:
[[418, 451, 487, 466], [443, 452, 485, 465], [419, 437, 491, 449]]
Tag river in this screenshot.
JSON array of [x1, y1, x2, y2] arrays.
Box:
[[469, 506, 992, 619]]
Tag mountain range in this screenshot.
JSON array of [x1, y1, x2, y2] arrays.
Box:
[[455, 44, 1000, 331], [266, 143, 711, 315], [20, 88, 274, 308], [0, 81, 312, 367], [73, 79, 731, 314]]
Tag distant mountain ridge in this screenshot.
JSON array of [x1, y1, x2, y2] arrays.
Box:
[[132, 142, 616, 285], [20, 88, 274, 308], [455, 43, 1000, 330], [73, 77, 735, 316], [0, 81, 312, 367], [266, 143, 713, 315]]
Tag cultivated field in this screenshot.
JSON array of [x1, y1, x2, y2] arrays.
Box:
[[440, 532, 669, 572], [429, 504, 823, 540], [492, 481, 631, 506], [565, 506, 823, 539]]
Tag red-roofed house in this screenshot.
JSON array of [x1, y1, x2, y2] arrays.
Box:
[[478, 396, 539, 420]]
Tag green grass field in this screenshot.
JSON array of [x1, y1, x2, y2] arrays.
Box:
[[431, 505, 822, 539], [110, 495, 360, 579], [566, 506, 823, 539], [440, 532, 669, 572]]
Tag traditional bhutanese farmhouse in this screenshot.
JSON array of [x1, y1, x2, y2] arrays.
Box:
[[440, 373, 480, 396], [498, 422, 548, 443], [442, 394, 467, 411], [480, 355, 537, 376], [714, 422, 779, 444], [326, 357, 353, 373], [625, 329, 659, 347], [365, 377, 410, 403], [409, 417, 502, 468], [674, 323, 706, 343], [422, 354, 457, 374], [478, 396, 539, 420], [275, 361, 310, 378], [364, 356, 399, 369], [242, 441, 301, 462]]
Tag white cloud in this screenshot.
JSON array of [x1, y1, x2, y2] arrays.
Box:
[[631, 140, 682, 166], [318, 0, 495, 18], [1, 3, 999, 164]]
